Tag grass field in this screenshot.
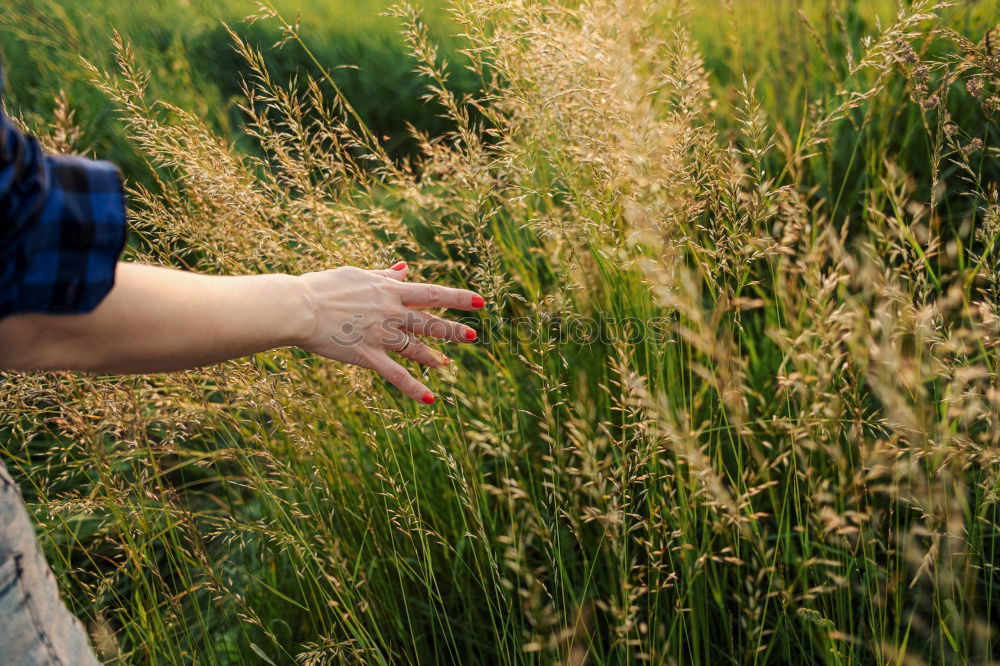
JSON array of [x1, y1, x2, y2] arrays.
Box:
[[1, 0, 999, 664]]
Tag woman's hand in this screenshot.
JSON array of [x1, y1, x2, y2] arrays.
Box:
[[294, 262, 485, 404], [0, 262, 484, 405]]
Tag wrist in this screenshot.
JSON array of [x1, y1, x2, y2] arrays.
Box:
[[276, 272, 319, 349]]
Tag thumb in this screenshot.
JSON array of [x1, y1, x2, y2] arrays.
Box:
[[373, 261, 409, 281]]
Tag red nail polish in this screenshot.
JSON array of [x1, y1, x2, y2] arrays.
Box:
[[471, 295, 485, 308], [464, 328, 477, 342], [421, 392, 435, 404], [391, 261, 407, 271]]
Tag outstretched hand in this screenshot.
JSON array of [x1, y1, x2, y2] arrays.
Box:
[[0, 261, 484, 400], [295, 262, 485, 404]]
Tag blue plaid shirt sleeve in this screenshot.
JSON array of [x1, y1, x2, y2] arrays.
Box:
[[0, 90, 127, 319]]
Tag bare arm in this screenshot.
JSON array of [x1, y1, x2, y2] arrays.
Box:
[[0, 262, 484, 403]]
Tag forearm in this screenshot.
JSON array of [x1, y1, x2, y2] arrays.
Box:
[[0, 263, 313, 374]]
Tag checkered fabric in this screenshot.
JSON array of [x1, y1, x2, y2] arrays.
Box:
[[0, 84, 127, 319]]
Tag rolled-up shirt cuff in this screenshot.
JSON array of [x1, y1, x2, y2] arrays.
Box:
[[0, 154, 128, 317]]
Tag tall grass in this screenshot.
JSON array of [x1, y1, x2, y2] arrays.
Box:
[[1, 0, 999, 663], [0, 0, 474, 179]]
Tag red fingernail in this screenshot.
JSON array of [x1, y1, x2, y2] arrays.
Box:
[[464, 328, 477, 341], [391, 261, 407, 271], [471, 295, 485, 308], [421, 392, 435, 404]]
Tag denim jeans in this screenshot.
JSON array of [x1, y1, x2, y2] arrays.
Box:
[[0, 460, 101, 665]]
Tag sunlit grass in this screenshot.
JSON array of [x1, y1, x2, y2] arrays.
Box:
[[1, 0, 998, 664]]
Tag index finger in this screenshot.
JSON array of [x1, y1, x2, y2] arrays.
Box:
[[397, 282, 485, 311]]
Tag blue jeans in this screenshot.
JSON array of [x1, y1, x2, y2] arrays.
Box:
[[0, 460, 101, 665]]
